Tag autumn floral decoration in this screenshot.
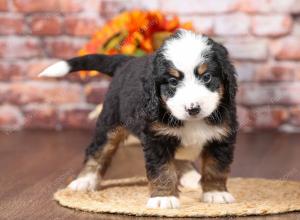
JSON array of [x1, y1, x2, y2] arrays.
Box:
[[78, 10, 194, 78]]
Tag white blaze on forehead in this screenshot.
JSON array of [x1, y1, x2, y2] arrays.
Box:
[[163, 30, 211, 74], [162, 30, 220, 121]]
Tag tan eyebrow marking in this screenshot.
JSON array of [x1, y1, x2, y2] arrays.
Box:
[[169, 68, 180, 78], [197, 63, 208, 76]]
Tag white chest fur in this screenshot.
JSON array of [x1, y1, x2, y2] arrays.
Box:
[[153, 121, 228, 161], [177, 121, 227, 146]]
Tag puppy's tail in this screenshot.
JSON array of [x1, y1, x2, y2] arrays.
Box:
[[38, 54, 133, 78]]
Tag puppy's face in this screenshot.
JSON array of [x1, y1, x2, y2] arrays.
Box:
[[158, 30, 224, 121]]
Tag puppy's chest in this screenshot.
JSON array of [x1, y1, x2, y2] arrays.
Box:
[[168, 121, 227, 161], [175, 121, 226, 146]]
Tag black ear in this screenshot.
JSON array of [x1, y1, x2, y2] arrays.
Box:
[[139, 53, 162, 121], [141, 74, 160, 121], [212, 41, 237, 104]]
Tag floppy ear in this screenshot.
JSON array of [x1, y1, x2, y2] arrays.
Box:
[[141, 74, 160, 121], [212, 42, 237, 105], [140, 53, 163, 121]]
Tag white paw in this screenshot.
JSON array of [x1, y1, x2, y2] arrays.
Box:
[[67, 173, 98, 191], [180, 170, 201, 189], [202, 191, 235, 204], [146, 196, 180, 209]]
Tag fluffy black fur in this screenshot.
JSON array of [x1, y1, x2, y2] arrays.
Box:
[[53, 31, 238, 202]]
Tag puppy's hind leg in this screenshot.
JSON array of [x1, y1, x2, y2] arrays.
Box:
[[68, 123, 128, 191], [175, 160, 201, 189]]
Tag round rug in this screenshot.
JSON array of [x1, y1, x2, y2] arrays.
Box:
[[54, 177, 300, 217]]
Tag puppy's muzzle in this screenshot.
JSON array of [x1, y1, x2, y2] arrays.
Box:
[[186, 103, 201, 116]]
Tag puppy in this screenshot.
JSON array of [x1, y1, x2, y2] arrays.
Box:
[[40, 29, 237, 209]]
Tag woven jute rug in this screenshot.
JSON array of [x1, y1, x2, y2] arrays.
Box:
[[54, 177, 300, 218]]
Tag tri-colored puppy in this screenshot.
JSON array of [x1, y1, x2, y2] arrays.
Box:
[[40, 29, 238, 209]]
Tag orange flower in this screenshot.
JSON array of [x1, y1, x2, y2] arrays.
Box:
[[79, 10, 194, 77]]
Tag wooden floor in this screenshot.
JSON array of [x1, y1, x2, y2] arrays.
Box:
[[0, 130, 299, 220]]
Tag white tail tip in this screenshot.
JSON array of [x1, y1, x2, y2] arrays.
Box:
[[38, 61, 70, 77]]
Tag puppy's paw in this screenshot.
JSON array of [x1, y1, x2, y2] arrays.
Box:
[[146, 196, 180, 209], [202, 191, 235, 204], [67, 173, 98, 191], [180, 170, 201, 189]]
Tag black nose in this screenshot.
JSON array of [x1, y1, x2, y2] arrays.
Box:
[[187, 105, 201, 116]]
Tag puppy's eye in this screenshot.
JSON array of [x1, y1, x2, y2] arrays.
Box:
[[168, 78, 178, 87], [202, 73, 211, 84]]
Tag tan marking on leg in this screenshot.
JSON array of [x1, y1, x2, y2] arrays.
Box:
[[201, 151, 228, 192], [70, 126, 129, 191], [148, 162, 178, 197], [79, 127, 129, 177], [93, 126, 129, 177]]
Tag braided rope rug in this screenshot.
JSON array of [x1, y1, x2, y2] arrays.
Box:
[[54, 177, 300, 218]]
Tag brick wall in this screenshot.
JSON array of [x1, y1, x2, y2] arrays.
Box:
[[1, 0, 300, 132]]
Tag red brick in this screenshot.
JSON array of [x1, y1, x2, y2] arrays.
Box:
[[100, 0, 126, 17], [81, 0, 101, 13], [0, 62, 24, 81], [238, 82, 300, 106], [237, 106, 252, 131], [252, 15, 292, 37], [237, 0, 300, 13], [271, 37, 300, 60], [254, 63, 297, 82], [13, 0, 82, 13], [65, 16, 101, 37], [23, 104, 58, 129], [250, 106, 289, 129], [295, 68, 300, 80], [58, 0, 82, 13], [30, 15, 62, 36], [13, 0, 58, 12], [84, 81, 110, 104], [59, 105, 95, 129], [1, 81, 83, 105], [289, 106, 300, 126], [0, 0, 8, 11], [292, 17, 300, 36], [100, 0, 158, 17], [26, 59, 57, 79], [215, 14, 250, 36], [181, 16, 214, 35], [133, 0, 159, 10], [0, 16, 24, 34], [0, 37, 42, 59], [100, 0, 131, 16], [161, 0, 238, 14], [0, 105, 24, 131], [225, 39, 268, 61], [234, 62, 256, 82], [45, 38, 87, 59]]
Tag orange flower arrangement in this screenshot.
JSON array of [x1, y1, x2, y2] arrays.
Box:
[[78, 10, 193, 78]]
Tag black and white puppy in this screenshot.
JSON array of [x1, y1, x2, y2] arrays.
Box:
[[40, 29, 238, 209]]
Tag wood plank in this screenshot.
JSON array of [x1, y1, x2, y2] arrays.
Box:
[[0, 130, 299, 220]]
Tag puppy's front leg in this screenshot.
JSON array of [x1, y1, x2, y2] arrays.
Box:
[[201, 141, 235, 204], [142, 135, 180, 209]]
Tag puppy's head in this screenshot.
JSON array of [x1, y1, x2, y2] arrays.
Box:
[[154, 29, 236, 121]]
